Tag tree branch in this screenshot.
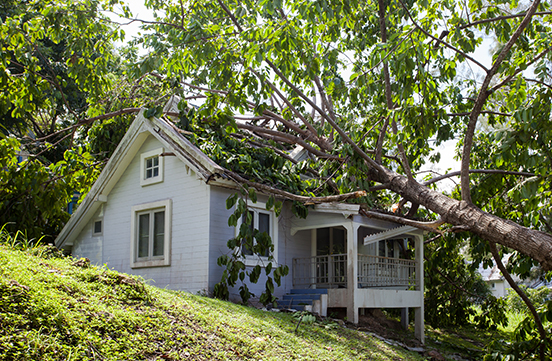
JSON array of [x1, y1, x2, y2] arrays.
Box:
[[396, 0, 489, 72], [460, 0, 541, 203], [248, 67, 323, 145], [459, 11, 552, 30], [225, 170, 366, 204], [489, 241, 548, 361], [491, 46, 552, 93], [216, 0, 243, 32], [447, 110, 511, 117], [35, 108, 142, 142], [423, 169, 536, 186], [360, 208, 444, 233], [375, 117, 390, 164], [236, 123, 340, 160]]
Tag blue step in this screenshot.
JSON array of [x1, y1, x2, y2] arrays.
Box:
[[290, 288, 328, 295], [276, 289, 328, 310], [283, 294, 321, 301]]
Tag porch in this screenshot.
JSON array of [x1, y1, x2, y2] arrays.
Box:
[[292, 253, 419, 289], [289, 206, 425, 342]]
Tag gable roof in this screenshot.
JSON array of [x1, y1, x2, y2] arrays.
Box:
[[55, 110, 226, 250]]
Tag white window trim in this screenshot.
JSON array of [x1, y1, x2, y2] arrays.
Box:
[[92, 218, 103, 237], [235, 201, 278, 267], [130, 199, 172, 268], [140, 147, 164, 186]]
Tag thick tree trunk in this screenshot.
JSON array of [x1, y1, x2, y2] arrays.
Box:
[[381, 169, 552, 271]]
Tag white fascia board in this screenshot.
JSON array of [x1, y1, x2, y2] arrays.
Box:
[[363, 225, 419, 245], [55, 111, 152, 249], [148, 116, 224, 181], [313, 202, 360, 217]]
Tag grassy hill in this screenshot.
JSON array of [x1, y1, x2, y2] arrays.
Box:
[[0, 243, 425, 361]]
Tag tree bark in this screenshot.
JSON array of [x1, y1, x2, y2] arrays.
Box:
[[380, 168, 552, 271], [489, 242, 547, 361]]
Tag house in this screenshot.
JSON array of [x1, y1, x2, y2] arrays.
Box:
[[477, 255, 527, 298], [55, 106, 426, 342], [478, 264, 510, 298]]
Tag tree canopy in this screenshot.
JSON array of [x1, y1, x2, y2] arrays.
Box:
[[129, 0, 552, 271], [1, 0, 552, 356]]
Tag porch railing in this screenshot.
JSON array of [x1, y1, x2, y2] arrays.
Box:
[[357, 254, 417, 289], [292, 254, 418, 289], [292, 254, 347, 288]]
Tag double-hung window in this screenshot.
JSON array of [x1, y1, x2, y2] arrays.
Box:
[[140, 148, 164, 186], [137, 209, 165, 259], [237, 204, 277, 266], [131, 199, 171, 268]]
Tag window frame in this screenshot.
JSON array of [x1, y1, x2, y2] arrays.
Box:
[[130, 199, 172, 268], [140, 148, 164, 186], [235, 202, 278, 267], [92, 218, 103, 237]]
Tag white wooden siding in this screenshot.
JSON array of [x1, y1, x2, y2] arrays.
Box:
[[73, 135, 211, 292], [72, 208, 103, 262]]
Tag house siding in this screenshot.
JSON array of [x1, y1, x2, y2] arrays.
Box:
[[73, 135, 211, 293], [72, 208, 103, 262], [207, 187, 312, 301]]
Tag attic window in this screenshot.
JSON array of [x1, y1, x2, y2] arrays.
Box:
[[145, 156, 159, 179], [140, 148, 164, 186]]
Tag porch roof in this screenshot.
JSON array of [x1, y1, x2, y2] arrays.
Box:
[[290, 206, 423, 239]]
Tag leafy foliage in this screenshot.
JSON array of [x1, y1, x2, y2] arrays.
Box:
[[505, 285, 552, 314], [484, 299, 552, 361], [0, 137, 98, 242], [0, 0, 121, 141], [214, 190, 289, 306], [425, 233, 507, 330]]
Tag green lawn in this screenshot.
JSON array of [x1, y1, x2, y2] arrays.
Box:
[[0, 244, 425, 361]]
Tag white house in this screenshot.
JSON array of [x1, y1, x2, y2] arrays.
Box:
[[478, 264, 510, 298], [55, 109, 426, 342]]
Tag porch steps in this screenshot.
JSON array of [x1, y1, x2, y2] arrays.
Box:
[[276, 289, 328, 311]]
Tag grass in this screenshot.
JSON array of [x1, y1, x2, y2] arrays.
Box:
[[420, 307, 533, 360], [497, 311, 525, 336], [0, 244, 426, 361]]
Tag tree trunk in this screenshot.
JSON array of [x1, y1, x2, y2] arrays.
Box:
[[380, 169, 552, 271]]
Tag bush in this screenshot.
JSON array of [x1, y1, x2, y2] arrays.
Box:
[[0, 137, 98, 242], [505, 285, 552, 313]]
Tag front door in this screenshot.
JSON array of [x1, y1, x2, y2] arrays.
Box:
[[315, 227, 346, 287]]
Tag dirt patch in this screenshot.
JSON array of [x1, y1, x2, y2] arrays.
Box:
[[351, 309, 423, 348]]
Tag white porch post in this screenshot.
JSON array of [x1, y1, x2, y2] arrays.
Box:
[[346, 223, 358, 324], [414, 234, 425, 343], [311, 229, 317, 289]]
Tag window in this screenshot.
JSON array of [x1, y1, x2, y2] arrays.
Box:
[[236, 205, 278, 266], [145, 156, 159, 179], [377, 239, 399, 258], [93, 219, 103, 236], [140, 148, 164, 186], [130, 199, 171, 268]]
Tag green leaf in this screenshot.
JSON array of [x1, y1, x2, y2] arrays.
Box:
[[248, 188, 257, 203], [226, 193, 238, 210], [266, 195, 274, 210]]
